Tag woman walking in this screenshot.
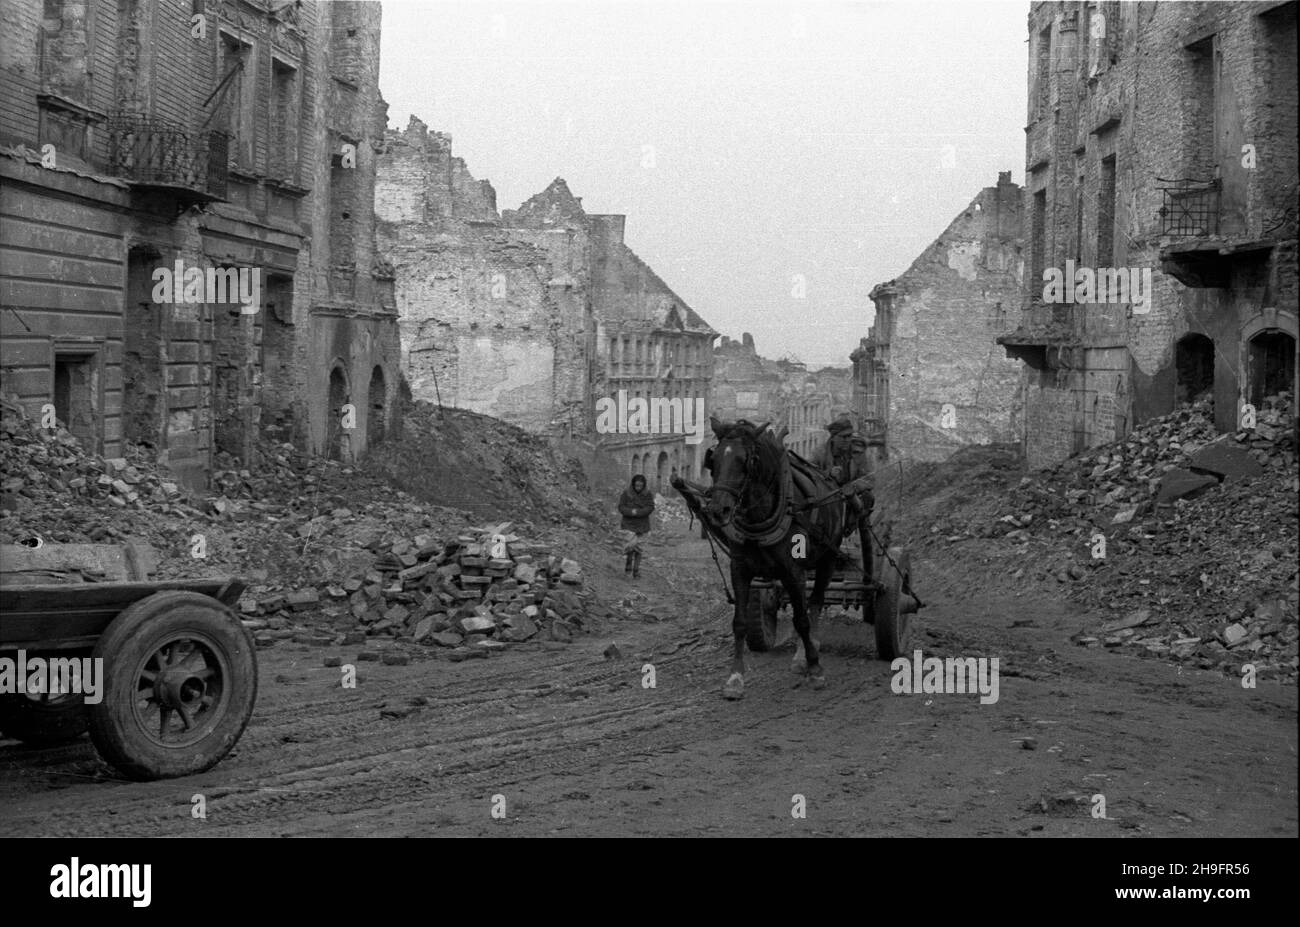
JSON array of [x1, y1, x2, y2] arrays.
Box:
[[617, 474, 655, 579]]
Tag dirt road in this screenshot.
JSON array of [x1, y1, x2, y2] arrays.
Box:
[[2, 523, 1295, 837]]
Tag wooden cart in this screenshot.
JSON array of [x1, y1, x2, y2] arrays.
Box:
[[0, 541, 257, 780], [673, 476, 922, 660], [742, 534, 919, 659]]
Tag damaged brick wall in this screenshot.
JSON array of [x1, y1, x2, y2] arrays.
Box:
[[866, 174, 1026, 464], [1007, 1, 1298, 469], [711, 333, 783, 421], [375, 118, 587, 435], [376, 115, 715, 475], [1, 0, 399, 488]]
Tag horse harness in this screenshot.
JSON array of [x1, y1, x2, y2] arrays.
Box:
[[713, 433, 859, 549]]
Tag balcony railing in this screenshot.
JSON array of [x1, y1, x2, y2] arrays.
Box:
[[1157, 177, 1219, 238], [107, 114, 228, 202]]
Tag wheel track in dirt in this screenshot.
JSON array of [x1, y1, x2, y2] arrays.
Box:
[[8, 547, 1290, 837], [6, 603, 890, 835]]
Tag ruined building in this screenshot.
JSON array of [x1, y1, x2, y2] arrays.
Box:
[[855, 173, 1025, 463], [0, 0, 397, 487], [999, 1, 1298, 468], [375, 118, 716, 488], [712, 332, 853, 459]]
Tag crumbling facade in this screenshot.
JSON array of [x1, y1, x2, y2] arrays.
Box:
[[590, 212, 716, 487], [856, 173, 1026, 463], [712, 332, 853, 459], [376, 119, 717, 488], [999, 1, 1298, 468], [375, 119, 589, 436], [0, 0, 397, 488]]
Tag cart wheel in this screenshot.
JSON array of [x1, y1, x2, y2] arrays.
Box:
[[874, 547, 913, 660], [87, 590, 257, 780], [744, 584, 781, 652], [0, 690, 88, 745]]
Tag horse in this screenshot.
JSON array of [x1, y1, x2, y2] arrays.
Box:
[[701, 417, 858, 700]]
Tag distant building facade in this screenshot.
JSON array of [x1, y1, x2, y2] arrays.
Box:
[[999, 1, 1298, 468], [712, 332, 853, 459], [0, 0, 398, 487]]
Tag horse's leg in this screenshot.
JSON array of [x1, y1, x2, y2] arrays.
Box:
[[809, 552, 835, 653], [790, 557, 807, 672], [784, 564, 822, 686], [724, 558, 751, 700], [855, 505, 874, 586], [800, 511, 838, 663]]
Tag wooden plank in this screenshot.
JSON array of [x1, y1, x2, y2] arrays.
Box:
[[0, 578, 237, 609], [0, 542, 155, 583], [0, 608, 122, 646], [0, 578, 246, 648]]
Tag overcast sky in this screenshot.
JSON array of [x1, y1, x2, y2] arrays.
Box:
[[378, 0, 1029, 367]]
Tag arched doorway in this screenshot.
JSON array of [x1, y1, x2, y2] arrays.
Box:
[[656, 451, 669, 492], [367, 365, 387, 448], [328, 365, 349, 461], [1175, 333, 1215, 406], [630, 454, 640, 479], [1248, 330, 1296, 409]]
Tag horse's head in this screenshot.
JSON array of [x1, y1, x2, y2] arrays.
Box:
[[706, 417, 776, 525]]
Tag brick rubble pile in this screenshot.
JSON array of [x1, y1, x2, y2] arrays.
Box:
[[0, 394, 613, 659], [926, 396, 1298, 682]]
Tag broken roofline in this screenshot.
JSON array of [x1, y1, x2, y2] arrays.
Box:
[[388, 116, 717, 335], [868, 174, 1022, 297]]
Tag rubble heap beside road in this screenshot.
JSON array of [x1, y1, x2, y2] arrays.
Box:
[[0, 394, 616, 660], [883, 397, 1298, 683]]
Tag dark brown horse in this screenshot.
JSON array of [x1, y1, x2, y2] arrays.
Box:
[[702, 417, 856, 699]]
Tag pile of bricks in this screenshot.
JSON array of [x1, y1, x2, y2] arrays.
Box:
[[238, 522, 600, 656]]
